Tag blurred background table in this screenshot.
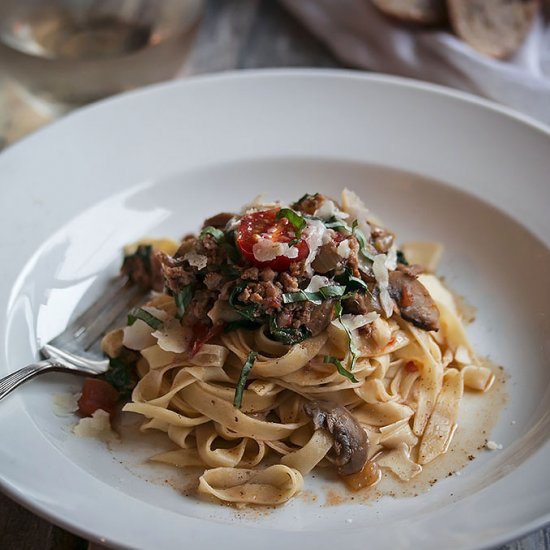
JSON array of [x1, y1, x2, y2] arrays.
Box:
[[0, 1, 547, 549]]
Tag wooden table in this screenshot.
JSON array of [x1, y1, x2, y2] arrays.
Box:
[[0, 1, 548, 548]]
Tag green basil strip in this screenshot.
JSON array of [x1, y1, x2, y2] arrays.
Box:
[[318, 285, 346, 299], [352, 220, 375, 262], [324, 218, 352, 232], [127, 307, 163, 330], [223, 320, 259, 333], [334, 269, 373, 299], [397, 249, 409, 266], [268, 316, 311, 345], [233, 351, 258, 408], [334, 301, 359, 374], [282, 290, 322, 305], [229, 281, 259, 321], [276, 208, 306, 239], [103, 357, 137, 399], [200, 226, 225, 243], [282, 285, 345, 305], [323, 355, 359, 384], [175, 286, 194, 320], [347, 275, 369, 291]]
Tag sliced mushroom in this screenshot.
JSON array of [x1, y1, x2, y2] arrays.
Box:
[[342, 284, 381, 316], [388, 271, 440, 331], [303, 400, 368, 476], [303, 299, 336, 337], [202, 212, 236, 229], [311, 243, 342, 274]]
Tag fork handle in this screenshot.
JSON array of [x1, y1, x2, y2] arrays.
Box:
[[0, 360, 65, 401]]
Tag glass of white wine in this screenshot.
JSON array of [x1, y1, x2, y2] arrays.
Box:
[[0, 0, 204, 111]]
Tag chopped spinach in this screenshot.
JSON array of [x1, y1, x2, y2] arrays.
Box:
[[127, 307, 163, 330], [175, 286, 194, 320], [200, 226, 225, 243], [397, 249, 409, 266], [229, 281, 261, 321], [102, 357, 138, 399], [268, 316, 311, 345]]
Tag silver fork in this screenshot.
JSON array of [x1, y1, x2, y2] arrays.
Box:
[[0, 276, 148, 401]]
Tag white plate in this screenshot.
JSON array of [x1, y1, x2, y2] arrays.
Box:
[[1, 70, 549, 550]]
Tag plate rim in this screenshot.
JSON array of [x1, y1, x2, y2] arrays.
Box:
[[2, 68, 549, 161]]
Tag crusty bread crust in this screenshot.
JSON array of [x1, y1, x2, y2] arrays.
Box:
[[448, 0, 539, 58], [371, 0, 447, 24]]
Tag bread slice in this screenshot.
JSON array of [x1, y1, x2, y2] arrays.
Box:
[[371, 0, 447, 24], [448, 0, 539, 58]]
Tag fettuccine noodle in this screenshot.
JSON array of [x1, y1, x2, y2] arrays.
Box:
[[92, 190, 497, 507]]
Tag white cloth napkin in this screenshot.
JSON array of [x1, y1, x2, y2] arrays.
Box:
[[281, 0, 550, 125]]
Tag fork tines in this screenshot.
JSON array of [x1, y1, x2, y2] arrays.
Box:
[[48, 276, 148, 355]]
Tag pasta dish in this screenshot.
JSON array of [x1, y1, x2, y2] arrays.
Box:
[[75, 189, 496, 506]]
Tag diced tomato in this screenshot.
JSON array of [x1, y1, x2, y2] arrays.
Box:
[[77, 378, 119, 417], [190, 322, 224, 357], [236, 209, 309, 272], [405, 361, 419, 373]]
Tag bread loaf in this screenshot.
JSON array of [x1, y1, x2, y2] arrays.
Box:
[[448, 0, 538, 58], [371, 0, 447, 24]]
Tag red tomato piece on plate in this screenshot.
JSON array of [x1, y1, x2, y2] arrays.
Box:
[[77, 378, 119, 417]]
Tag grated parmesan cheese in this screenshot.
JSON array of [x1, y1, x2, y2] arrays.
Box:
[[385, 245, 398, 271], [313, 199, 349, 220], [341, 188, 371, 238], [73, 410, 120, 443], [207, 299, 243, 324], [336, 239, 351, 259], [373, 254, 394, 318], [153, 318, 192, 353], [123, 306, 167, 351], [240, 194, 280, 214], [252, 239, 298, 262], [184, 251, 208, 270], [52, 392, 80, 417], [333, 312, 379, 332], [302, 219, 333, 275], [305, 275, 331, 293]]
